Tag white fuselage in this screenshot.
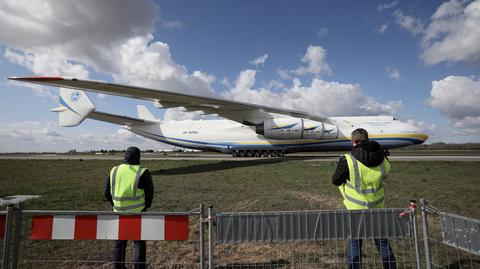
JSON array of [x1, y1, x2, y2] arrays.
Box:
[[127, 116, 428, 153]]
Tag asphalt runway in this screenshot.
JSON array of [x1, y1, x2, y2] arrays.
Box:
[[1, 153, 479, 161]]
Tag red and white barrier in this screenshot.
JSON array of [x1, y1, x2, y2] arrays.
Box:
[[31, 214, 189, 241], [0, 214, 5, 239]]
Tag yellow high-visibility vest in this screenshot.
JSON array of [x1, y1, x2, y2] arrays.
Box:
[[110, 164, 147, 212], [338, 153, 390, 210]]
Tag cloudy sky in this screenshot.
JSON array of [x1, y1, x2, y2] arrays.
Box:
[[0, 0, 479, 152]]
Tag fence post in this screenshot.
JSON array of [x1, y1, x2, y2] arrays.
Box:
[[11, 204, 22, 269], [208, 206, 214, 269], [2, 205, 14, 269], [199, 204, 205, 269], [420, 199, 432, 269], [410, 200, 421, 269]]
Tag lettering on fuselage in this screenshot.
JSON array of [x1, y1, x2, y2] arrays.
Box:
[[182, 130, 199, 134], [363, 121, 393, 127]]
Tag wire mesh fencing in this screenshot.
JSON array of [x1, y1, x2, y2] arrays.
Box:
[[214, 208, 418, 269], [3, 199, 480, 269], [420, 200, 480, 269]]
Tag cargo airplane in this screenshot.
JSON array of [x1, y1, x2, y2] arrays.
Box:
[[8, 77, 428, 157]]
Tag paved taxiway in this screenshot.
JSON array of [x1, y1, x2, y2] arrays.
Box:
[[1, 153, 479, 161]]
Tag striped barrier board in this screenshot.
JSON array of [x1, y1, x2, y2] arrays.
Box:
[[31, 215, 189, 240], [0, 214, 5, 239]]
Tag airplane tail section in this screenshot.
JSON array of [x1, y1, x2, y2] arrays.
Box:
[[137, 105, 157, 121], [50, 88, 95, 127]]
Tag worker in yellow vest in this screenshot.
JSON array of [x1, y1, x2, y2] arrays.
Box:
[[332, 128, 396, 269], [105, 146, 154, 269]]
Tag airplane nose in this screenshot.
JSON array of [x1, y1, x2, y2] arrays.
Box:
[[415, 133, 429, 144], [405, 122, 429, 145]]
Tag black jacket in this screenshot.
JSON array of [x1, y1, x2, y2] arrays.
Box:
[[331, 140, 388, 186], [104, 167, 154, 210]]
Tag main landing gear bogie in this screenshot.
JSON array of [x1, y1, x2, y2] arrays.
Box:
[[231, 150, 286, 158]]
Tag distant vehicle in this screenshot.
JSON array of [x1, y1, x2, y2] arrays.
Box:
[[9, 77, 428, 157]]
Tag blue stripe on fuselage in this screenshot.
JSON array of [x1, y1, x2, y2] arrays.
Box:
[[133, 129, 424, 151]]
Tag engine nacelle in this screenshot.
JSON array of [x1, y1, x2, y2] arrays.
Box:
[[257, 118, 338, 140]]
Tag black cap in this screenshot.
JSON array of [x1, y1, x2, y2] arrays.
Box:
[[124, 146, 141, 165]]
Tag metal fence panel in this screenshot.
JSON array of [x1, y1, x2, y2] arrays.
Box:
[[441, 212, 480, 256], [217, 208, 410, 243], [420, 202, 480, 269]]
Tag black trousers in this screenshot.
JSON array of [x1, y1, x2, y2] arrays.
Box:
[[112, 240, 146, 269]]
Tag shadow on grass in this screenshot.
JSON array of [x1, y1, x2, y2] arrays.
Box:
[[151, 156, 328, 176], [151, 159, 285, 176]]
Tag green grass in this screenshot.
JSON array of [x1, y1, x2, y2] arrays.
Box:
[[1, 159, 478, 217]]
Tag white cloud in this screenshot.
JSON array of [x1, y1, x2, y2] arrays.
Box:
[[378, 1, 398, 12], [162, 20, 185, 29], [377, 23, 388, 34], [428, 76, 480, 135], [277, 69, 291, 80], [163, 108, 205, 121], [7, 80, 57, 101], [0, 121, 170, 152], [317, 27, 329, 38], [393, 10, 425, 36], [294, 45, 332, 77], [394, 0, 480, 65], [0, 0, 157, 73], [406, 119, 437, 139], [4, 48, 89, 79], [386, 66, 400, 80], [421, 0, 480, 65], [222, 70, 403, 117], [106, 35, 216, 97], [0, 1, 215, 103], [96, 93, 107, 99], [250, 54, 269, 67], [220, 77, 231, 87]]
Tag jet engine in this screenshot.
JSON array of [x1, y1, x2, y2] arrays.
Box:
[[256, 118, 338, 140]]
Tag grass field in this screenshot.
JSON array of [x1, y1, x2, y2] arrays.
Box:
[[1, 159, 479, 268], [0, 160, 480, 218], [1, 159, 478, 217]]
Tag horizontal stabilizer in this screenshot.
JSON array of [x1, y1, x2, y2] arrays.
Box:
[[88, 111, 154, 126]]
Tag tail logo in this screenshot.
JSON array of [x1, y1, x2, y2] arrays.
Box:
[[70, 91, 80, 102]]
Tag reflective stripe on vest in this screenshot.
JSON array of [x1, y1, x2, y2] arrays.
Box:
[[340, 153, 390, 210], [110, 164, 147, 212], [345, 153, 387, 194]]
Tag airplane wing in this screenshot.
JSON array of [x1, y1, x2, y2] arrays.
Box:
[[8, 76, 330, 124]]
